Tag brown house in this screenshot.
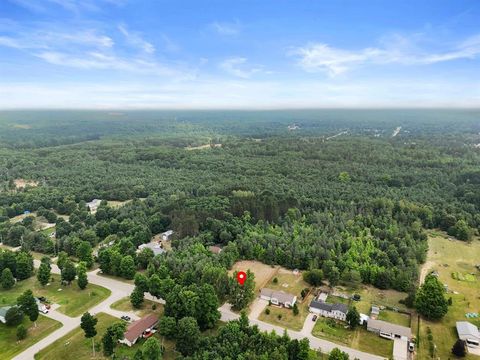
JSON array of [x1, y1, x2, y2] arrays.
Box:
[[119, 314, 159, 347]]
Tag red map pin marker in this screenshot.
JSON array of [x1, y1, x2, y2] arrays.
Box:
[[237, 271, 247, 286]]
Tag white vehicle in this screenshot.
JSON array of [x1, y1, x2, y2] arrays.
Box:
[[408, 342, 415, 352]]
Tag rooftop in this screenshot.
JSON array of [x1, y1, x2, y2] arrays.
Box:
[[309, 299, 348, 314], [367, 319, 411, 338], [457, 321, 480, 339], [124, 314, 159, 343], [260, 288, 296, 304]]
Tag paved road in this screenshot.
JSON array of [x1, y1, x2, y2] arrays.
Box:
[[16, 264, 385, 360]]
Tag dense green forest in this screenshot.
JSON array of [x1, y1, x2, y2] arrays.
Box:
[[0, 109, 479, 357]]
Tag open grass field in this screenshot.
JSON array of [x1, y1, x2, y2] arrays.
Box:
[[110, 297, 164, 318], [257, 294, 313, 331], [0, 274, 111, 317], [263, 268, 310, 300], [334, 285, 408, 315], [415, 231, 480, 359], [229, 260, 279, 293], [312, 318, 393, 358], [0, 315, 62, 360], [377, 310, 411, 327]]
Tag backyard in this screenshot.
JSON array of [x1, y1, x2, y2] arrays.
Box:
[[415, 231, 480, 359], [0, 274, 111, 317], [263, 268, 311, 300], [229, 260, 279, 293], [0, 315, 61, 360]]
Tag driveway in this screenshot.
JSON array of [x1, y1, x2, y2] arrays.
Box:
[[249, 298, 268, 319], [300, 313, 317, 335]]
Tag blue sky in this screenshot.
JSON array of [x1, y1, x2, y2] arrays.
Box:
[[0, 0, 479, 108]]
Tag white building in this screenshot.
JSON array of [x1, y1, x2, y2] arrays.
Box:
[[260, 288, 297, 308], [367, 319, 411, 341], [457, 321, 480, 347], [161, 230, 174, 241], [86, 199, 102, 212], [309, 299, 348, 321], [0, 307, 12, 324]]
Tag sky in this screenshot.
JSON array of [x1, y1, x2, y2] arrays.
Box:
[[0, 0, 479, 109]]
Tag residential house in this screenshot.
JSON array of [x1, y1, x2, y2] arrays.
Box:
[[119, 314, 159, 347], [138, 242, 165, 256], [456, 321, 480, 347], [86, 199, 102, 212], [161, 230, 174, 241], [0, 306, 12, 324], [260, 288, 297, 308], [367, 319, 411, 341], [309, 299, 348, 321]]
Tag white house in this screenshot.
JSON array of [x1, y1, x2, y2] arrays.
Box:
[[86, 199, 102, 212], [161, 230, 174, 241], [35, 298, 48, 314], [260, 288, 297, 308], [309, 299, 348, 321], [0, 306, 12, 324], [457, 321, 480, 347], [137, 242, 165, 256], [367, 319, 411, 341]]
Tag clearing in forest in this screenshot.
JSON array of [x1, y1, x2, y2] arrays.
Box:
[[415, 231, 480, 359], [14, 179, 39, 189], [229, 260, 279, 293]]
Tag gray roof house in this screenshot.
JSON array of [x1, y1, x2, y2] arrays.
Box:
[[0, 306, 12, 324], [367, 319, 411, 340], [309, 299, 348, 321], [457, 321, 480, 347], [137, 242, 165, 256], [260, 288, 297, 308]]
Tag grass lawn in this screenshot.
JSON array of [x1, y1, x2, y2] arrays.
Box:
[[265, 268, 310, 299], [110, 297, 164, 318], [97, 272, 135, 285], [377, 310, 411, 327], [416, 231, 480, 359], [0, 315, 62, 360], [312, 318, 393, 358], [257, 295, 312, 331], [326, 295, 351, 306], [0, 274, 110, 317], [334, 285, 408, 315], [230, 260, 279, 293]]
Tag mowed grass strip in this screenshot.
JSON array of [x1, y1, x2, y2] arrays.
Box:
[[0, 274, 111, 317], [0, 315, 62, 360]]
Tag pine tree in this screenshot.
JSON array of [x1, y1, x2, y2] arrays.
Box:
[[77, 262, 88, 290], [1, 268, 15, 289]]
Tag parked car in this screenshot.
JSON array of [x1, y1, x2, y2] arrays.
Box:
[[121, 315, 131, 322], [408, 342, 415, 352], [37, 296, 47, 302], [312, 315, 318, 321], [352, 294, 361, 301]]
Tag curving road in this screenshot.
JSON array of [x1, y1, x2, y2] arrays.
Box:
[[14, 262, 385, 360]]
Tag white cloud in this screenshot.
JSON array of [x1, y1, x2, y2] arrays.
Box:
[[9, 0, 126, 13], [220, 57, 262, 78], [118, 24, 155, 54], [210, 21, 241, 36], [293, 33, 480, 76]]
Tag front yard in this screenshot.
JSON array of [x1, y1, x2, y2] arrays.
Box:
[[312, 318, 393, 358], [0, 315, 62, 360], [0, 274, 111, 317], [257, 295, 313, 331], [110, 296, 164, 318]]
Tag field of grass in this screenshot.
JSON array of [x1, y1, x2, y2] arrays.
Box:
[[257, 294, 313, 331], [334, 285, 408, 315], [312, 318, 393, 358], [377, 310, 411, 327], [264, 268, 310, 300], [0, 315, 62, 360], [416, 231, 480, 359], [230, 260, 279, 293], [110, 297, 164, 318], [0, 275, 110, 317]]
